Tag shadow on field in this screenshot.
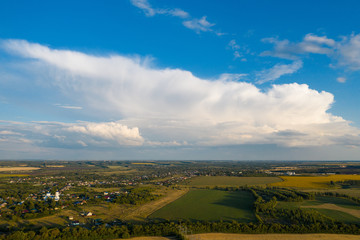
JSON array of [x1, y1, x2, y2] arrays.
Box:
[[213, 193, 243, 210], [214, 192, 253, 211]]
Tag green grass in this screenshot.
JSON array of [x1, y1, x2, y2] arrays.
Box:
[[149, 189, 256, 222], [276, 196, 360, 224], [315, 209, 360, 224], [277, 196, 360, 210], [184, 176, 282, 187]]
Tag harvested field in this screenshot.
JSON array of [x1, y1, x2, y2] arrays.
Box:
[[187, 233, 360, 240], [150, 189, 255, 222], [185, 176, 282, 187], [79, 188, 188, 221], [124, 188, 189, 221], [0, 167, 40, 171], [271, 175, 360, 189], [45, 165, 65, 168]]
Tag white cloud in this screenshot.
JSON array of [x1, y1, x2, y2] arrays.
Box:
[[67, 121, 143, 146], [261, 35, 334, 60], [256, 60, 303, 84], [228, 40, 244, 60], [130, 0, 156, 16], [337, 34, 360, 70], [168, 8, 189, 18], [228, 40, 240, 50], [1, 40, 359, 148], [130, 0, 217, 34], [304, 34, 335, 46], [262, 33, 360, 73], [56, 104, 82, 110], [131, 0, 189, 18], [182, 16, 214, 33], [0, 120, 143, 149]]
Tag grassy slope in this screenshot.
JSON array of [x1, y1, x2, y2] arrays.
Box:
[[149, 189, 256, 222], [184, 176, 282, 187]]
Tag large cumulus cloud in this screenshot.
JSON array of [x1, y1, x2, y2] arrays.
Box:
[[0, 39, 359, 150]]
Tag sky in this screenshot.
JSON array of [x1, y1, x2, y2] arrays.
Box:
[[0, 0, 360, 160]]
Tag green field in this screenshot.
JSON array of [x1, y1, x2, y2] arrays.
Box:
[[277, 196, 360, 210], [315, 209, 360, 224], [276, 196, 360, 224], [184, 176, 282, 187], [149, 189, 256, 222]]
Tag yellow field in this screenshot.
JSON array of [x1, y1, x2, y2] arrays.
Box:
[[0, 167, 40, 172], [187, 233, 360, 240], [271, 175, 360, 189], [0, 174, 29, 177]]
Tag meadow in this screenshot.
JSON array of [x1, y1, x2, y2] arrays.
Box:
[[276, 196, 360, 224], [184, 176, 282, 187], [187, 233, 360, 240], [271, 175, 360, 189], [149, 189, 255, 222]]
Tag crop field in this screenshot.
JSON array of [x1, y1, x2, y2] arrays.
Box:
[[0, 174, 29, 177], [184, 176, 282, 187], [187, 233, 360, 240], [149, 189, 255, 222], [276, 196, 360, 223], [310, 208, 360, 224], [305, 188, 360, 198], [271, 175, 360, 189], [0, 167, 40, 172]]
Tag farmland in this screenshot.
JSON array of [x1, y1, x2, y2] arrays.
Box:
[[0, 160, 360, 239], [276, 196, 360, 223], [187, 233, 360, 240], [149, 189, 255, 222], [271, 175, 360, 189], [0, 167, 40, 172], [184, 176, 282, 187]]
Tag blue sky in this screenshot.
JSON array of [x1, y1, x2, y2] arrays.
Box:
[[0, 0, 360, 160]]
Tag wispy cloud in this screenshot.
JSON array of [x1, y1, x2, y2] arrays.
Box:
[[261, 34, 334, 60], [256, 60, 303, 84], [227, 39, 247, 61], [337, 34, 360, 70], [130, 0, 217, 34], [262, 33, 360, 74], [182, 16, 214, 33], [1, 39, 358, 150], [55, 104, 83, 110], [130, 0, 189, 18]]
